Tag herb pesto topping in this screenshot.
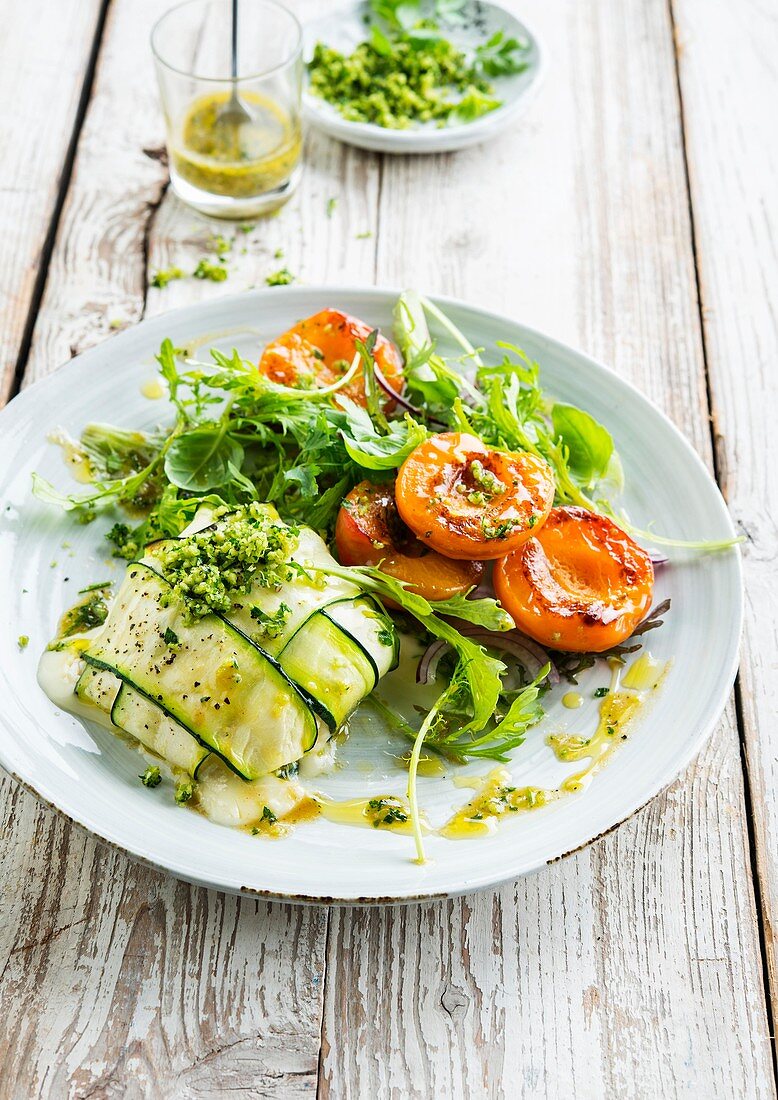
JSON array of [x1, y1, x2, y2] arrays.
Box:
[[156, 503, 300, 622]]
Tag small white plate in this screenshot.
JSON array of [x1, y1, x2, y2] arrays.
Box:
[[0, 288, 741, 904], [303, 1, 545, 153]]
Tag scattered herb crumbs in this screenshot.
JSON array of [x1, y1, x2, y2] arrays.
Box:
[[367, 796, 408, 827], [262, 805, 278, 824], [140, 765, 162, 788], [273, 247, 285, 259], [326, 196, 337, 217], [238, 223, 254, 233], [594, 686, 609, 698], [109, 319, 124, 330], [163, 626, 180, 646], [250, 601, 292, 639], [265, 267, 295, 286], [175, 779, 196, 804], [355, 230, 372, 239], [210, 234, 232, 255], [17, 635, 29, 650], [151, 267, 185, 289], [193, 258, 228, 282], [78, 581, 111, 594]]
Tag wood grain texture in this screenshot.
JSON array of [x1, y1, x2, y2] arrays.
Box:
[[0, 0, 774, 1095], [672, 0, 778, 1038], [0, 0, 106, 402], [319, 0, 775, 1095]]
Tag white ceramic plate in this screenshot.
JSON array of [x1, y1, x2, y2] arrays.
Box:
[[0, 288, 741, 904], [303, 1, 544, 154]]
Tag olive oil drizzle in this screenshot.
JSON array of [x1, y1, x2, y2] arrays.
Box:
[[439, 652, 669, 838], [316, 793, 426, 836]]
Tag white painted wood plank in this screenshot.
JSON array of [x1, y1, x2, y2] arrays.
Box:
[[319, 0, 775, 1094], [0, 0, 105, 401], [672, 0, 778, 1035]]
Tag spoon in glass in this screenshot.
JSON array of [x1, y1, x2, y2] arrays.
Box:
[[214, 0, 252, 132]]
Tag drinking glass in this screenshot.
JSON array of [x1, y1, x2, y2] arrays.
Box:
[[152, 0, 303, 219]]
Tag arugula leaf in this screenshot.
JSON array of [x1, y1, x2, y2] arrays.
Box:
[[551, 402, 614, 486], [406, 669, 464, 863], [422, 616, 505, 734], [156, 339, 188, 420], [465, 664, 549, 757], [472, 31, 529, 78], [164, 426, 244, 491], [428, 590, 514, 631], [354, 331, 389, 432], [31, 463, 158, 513]]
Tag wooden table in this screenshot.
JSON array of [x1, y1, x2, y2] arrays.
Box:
[[1, 0, 776, 1094]]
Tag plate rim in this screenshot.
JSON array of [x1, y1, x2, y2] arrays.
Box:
[[0, 285, 743, 904], [301, 0, 547, 153]]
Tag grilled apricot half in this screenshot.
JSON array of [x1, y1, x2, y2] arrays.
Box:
[[395, 432, 555, 561], [335, 481, 483, 602], [493, 506, 654, 652], [258, 308, 404, 407]]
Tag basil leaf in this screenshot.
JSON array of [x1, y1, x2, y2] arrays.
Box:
[[551, 402, 614, 486], [164, 428, 244, 491]]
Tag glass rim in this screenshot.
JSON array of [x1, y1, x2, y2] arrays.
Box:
[[151, 0, 303, 83]]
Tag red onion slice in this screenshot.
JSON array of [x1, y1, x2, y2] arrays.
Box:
[[373, 363, 423, 416], [649, 550, 669, 567], [416, 639, 451, 684], [456, 629, 557, 683], [416, 630, 558, 686], [374, 363, 448, 427]]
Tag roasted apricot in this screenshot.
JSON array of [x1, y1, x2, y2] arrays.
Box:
[[493, 506, 655, 652], [395, 432, 555, 561], [335, 481, 483, 602], [258, 308, 404, 407]]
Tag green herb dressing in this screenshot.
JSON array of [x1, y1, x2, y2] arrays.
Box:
[[170, 91, 301, 199]]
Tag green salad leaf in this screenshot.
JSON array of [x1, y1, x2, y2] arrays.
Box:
[[164, 424, 244, 492], [551, 402, 614, 486]]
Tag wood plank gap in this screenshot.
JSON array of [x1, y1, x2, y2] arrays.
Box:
[[314, 910, 333, 1100], [140, 179, 170, 317], [667, 0, 778, 1081], [6, 0, 112, 402]]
